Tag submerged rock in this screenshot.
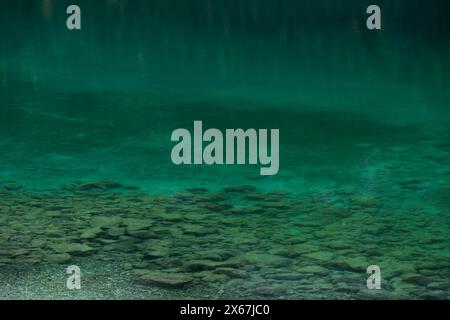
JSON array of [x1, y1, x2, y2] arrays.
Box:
[[224, 185, 256, 193], [331, 257, 370, 272], [144, 248, 170, 259], [80, 227, 102, 240], [135, 272, 193, 289], [253, 286, 287, 297], [283, 244, 321, 257], [194, 192, 229, 203], [102, 242, 137, 252], [242, 253, 287, 267], [201, 202, 233, 212], [183, 260, 220, 272], [4, 184, 23, 191], [78, 181, 122, 191], [90, 216, 123, 229], [351, 195, 381, 208], [106, 227, 126, 237], [123, 218, 152, 233], [401, 273, 430, 286], [296, 266, 329, 275], [127, 229, 153, 239], [266, 272, 304, 280], [186, 187, 209, 193], [245, 193, 266, 201], [261, 201, 290, 209], [419, 291, 448, 300], [182, 224, 215, 236], [229, 206, 265, 215], [50, 243, 95, 256], [427, 282, 449, 291], [267, 190, 289, 196], [303, 251, 334, 261], [213, 267, 248, 278]]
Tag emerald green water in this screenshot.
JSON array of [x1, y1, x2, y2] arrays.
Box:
[[0, 1, 449, 300]]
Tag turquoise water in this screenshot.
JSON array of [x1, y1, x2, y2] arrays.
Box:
[[0, 1, 449, 299]]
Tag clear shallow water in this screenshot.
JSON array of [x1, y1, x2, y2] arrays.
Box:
[[0, 0, 449, 299]]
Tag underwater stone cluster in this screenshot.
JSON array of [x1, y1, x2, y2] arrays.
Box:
[[0, 181, 449, 299]]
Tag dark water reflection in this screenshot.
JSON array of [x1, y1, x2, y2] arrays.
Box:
[[1, 1, 449, 122]]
